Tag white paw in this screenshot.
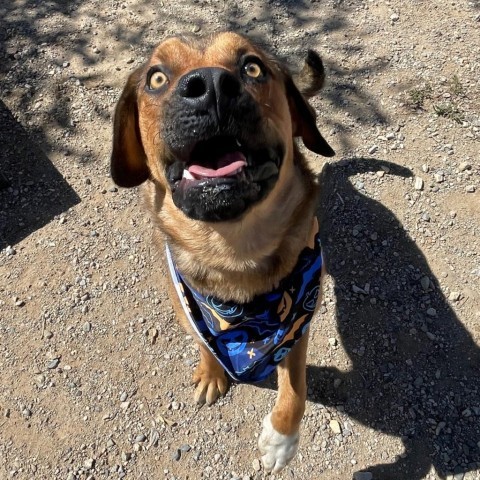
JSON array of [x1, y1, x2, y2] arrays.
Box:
[[258, 413, 299, 473]]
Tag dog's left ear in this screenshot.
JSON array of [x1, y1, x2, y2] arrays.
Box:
[[285, 50, 335, 157], [110, 67, 150, 187]]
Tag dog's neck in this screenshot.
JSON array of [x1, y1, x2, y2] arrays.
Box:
[[148, 157, 318, 303]]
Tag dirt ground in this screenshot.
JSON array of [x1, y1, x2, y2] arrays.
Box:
[[0, 1, 479, 479]]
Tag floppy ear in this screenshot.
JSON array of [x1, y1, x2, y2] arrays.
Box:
[[285, 50, 335, 157], [110, 67, 150, 187]]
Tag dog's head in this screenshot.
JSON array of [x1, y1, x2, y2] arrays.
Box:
[[111, 32, 334, 222]]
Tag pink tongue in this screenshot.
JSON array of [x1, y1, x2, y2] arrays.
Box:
[[188, 152, 247, 178]]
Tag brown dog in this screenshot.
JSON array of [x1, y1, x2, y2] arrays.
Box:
[[110, 32, 334, 473]]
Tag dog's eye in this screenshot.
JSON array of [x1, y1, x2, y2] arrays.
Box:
[[148, 70, 168, 90], [243, 61, 264, 79]]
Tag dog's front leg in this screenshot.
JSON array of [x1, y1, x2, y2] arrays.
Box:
[[258, 332, 309, 473], [193, 342, 229, 405]]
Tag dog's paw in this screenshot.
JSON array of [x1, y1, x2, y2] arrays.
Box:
[[258, 413, 299, 473], [192, 365, 229, 405]]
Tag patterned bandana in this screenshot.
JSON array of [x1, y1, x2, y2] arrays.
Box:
[[166, 229, 322, 383]]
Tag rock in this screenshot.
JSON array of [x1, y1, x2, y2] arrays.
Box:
[[449, 291, 461, 301], [368, 145, 378, 154], [22, 408, 32, 418], [329, 419, 342, 434], [420, 276, 430, 291], [434, 172, 445, 183], [328, 338, 338, 347], [458, 162, 472, 171], [427, 307, 437, 316], [252, 458, 261, 471], [390, 13, 399, 21], [414, 177, 424, 190], [172, 449, 181, 461], [47, 358, 60, 369], [465, 185, 476, 193], [121, 452, 131, 462], [354, 473, 373, 480], [84, 458, 95, 470]]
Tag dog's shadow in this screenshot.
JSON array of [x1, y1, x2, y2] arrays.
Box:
[[305, 158, 480, 479]]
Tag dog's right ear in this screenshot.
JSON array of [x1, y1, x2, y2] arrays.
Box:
[[110, 67, 149, 188]]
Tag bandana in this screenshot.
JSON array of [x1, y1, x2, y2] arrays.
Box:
[[166, 228, 322, 383]]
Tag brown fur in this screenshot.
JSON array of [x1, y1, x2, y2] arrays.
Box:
[[111, 32, 333, 449]]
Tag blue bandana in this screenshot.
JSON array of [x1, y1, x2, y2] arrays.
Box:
[[166, 231, 322, 383]]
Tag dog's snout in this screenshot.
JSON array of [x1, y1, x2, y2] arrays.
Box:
[[176, 68, 241, 115]]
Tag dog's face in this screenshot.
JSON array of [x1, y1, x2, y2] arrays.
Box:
[[111, 32, 334, 222]]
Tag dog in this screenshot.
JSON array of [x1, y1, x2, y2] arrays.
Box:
[[110, 32, 334, 473]]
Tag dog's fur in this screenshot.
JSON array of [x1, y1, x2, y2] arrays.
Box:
[[110, 32, 334, 473]]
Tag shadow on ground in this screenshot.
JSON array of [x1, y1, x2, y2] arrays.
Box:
[[0, 100, 80, 248], [303, 158, 480, 479]]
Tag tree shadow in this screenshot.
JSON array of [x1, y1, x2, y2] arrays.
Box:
[[0, 100, 80, 248], [307, 158, 480, 479], [1, 0, 388, 156]]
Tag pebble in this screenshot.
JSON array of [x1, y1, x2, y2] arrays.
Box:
[[449, 291, 461, 301], [353, 473, 373, 480], [414, 177, 424, 190], [427, 308, 437, 316], [329, 419, 342, 434], [83, 322, 91, 332], [390, 13, 399, 21], [420, 276, 430, 291], [47, 358, 60, 369], [135, 434, 147, 443], [5, 246, 16, 256], [172, 449, 181, 461], [458, 162, 472, 171], [180, 444, 191, 452], [368, 145, 378, 154], [84, 458, 95, 470], [121, 452, 131, 462], [252, 459, 261, 471], [465, 185, 476, 193], [119, 392, 128, 402], [328, 337, 338, 347], [434, 172, 445, 183]]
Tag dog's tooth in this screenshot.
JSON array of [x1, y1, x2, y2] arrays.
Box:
[[183, 169, 195, 180]]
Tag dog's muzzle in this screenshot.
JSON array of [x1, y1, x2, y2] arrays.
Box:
[[162, 67, 283, 222]]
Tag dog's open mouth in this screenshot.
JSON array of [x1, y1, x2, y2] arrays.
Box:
[[183, 136, 248, 181], [168, 135, 282, 191], [166, 135, 283, 221]]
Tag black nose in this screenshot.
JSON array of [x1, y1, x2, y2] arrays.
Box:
[[176, 67, 242, 120]]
